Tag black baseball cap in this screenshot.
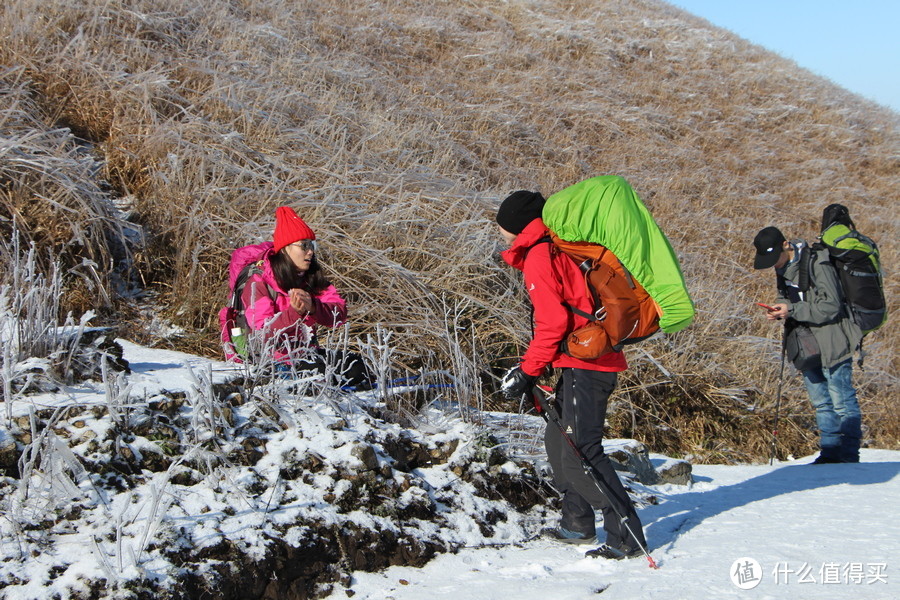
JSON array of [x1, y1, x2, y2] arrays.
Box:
[[753, 226, 787, 269]]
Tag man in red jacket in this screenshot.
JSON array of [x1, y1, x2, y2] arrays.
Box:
[[497, 190, 647, 560]]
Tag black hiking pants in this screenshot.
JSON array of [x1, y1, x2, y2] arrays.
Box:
[[293, 348, 373, 389], [545, 368, 646, 550]]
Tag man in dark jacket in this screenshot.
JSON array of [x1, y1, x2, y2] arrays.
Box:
[[753, 226, 864, 463], [497, 190, 647, 560]]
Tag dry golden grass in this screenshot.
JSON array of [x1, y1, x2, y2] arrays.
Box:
[[1, 0, 897, 462]]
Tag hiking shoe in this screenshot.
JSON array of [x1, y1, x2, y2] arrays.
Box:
[[585, 543, 643, 560], [811, 454, 842, 465], [542, 527, 597, 545]]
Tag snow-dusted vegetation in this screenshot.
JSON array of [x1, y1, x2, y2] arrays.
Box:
[[0, 243, 562, 597], [0, 340, 559, 598]]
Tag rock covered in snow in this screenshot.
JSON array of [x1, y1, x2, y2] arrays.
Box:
[[606, 438, 692, 485], [655, 457, 693, 485], [607, 439, 661, 484]]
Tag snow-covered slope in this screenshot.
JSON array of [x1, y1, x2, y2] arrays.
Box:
[[2, 340, 896, 599]]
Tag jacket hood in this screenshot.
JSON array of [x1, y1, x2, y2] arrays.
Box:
[[501, 218, 548, 271]]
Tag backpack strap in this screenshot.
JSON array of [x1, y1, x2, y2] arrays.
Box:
[[801, 245, 850, 324], [525, 235, 600, 321], [777, 243, 815, 298], [797, 244, 814, 293], [566, 258, 605, 322], [565, 303, 598, 322], [523, 236, 626, 323], [232, 261, 277, 328], [563, 248, 640, 323], [529, 235, 552, 250]]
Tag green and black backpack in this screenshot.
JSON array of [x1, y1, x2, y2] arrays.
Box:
[[814, 204, 887, 335]]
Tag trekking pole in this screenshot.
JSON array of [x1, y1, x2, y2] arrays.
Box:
[[769, 338, 787, 466], [531, 386, 659, 570]]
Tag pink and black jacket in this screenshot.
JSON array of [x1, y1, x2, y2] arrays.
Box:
[[238, 242, 347, 362]]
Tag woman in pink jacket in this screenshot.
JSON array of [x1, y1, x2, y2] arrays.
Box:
[[241, 206, 371, 388]]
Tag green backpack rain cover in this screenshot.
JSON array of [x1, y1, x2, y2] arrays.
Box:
[[542, 176, 695, 333]]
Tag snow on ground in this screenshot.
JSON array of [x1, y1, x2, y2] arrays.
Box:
[[3, 340, 897, 599], [337, 450, 899, 600]]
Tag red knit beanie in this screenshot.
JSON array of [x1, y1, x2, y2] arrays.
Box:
[[273, 206, 316, 252]]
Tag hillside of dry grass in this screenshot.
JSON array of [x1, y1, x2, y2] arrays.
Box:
[[1, 0, 897, 461]]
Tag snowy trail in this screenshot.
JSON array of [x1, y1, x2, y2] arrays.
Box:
[[337, 450, 899, 600]]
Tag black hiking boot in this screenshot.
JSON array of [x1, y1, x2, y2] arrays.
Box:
[[585, 543, 643, 560], [811, 454, 843, 465], [542, 527, 597, 545]]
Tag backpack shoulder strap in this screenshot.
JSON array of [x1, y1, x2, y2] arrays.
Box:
[[776, 243, 815, 297], [522, 236, 599, 322], [231, 261, 276, 311], [797, 245, 815, 292], [528, 235, 552, 250], [545, 240, 607, 322], [810, 245, 851, 323]]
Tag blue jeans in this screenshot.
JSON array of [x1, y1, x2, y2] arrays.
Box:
[[802, 359, 861, 462]]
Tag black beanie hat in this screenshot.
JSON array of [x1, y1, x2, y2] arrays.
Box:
[[496, 190, 546, 234]]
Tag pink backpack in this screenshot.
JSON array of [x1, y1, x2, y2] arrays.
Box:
[[218, 242, 276, 360]]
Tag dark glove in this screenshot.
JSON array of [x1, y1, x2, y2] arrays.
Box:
[[501, 366, 537, 402]]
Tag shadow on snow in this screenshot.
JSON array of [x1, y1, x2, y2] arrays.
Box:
[[642, 460, 900, 549]]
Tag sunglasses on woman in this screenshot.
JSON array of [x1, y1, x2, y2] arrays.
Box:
[[290, 240, 316, 252]]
